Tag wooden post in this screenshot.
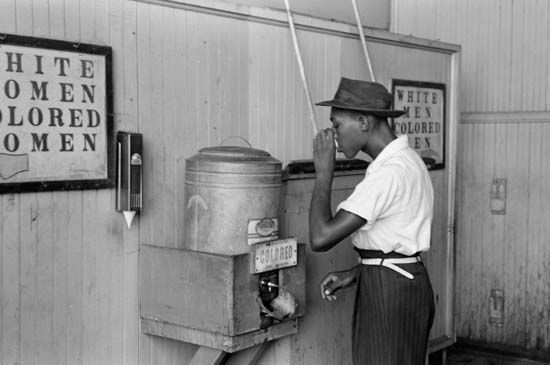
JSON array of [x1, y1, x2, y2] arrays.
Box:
[[189, 346, 227, 365], [225, 342, 270, 365]]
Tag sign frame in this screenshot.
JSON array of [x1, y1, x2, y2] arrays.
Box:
[[0, 33, 114, 193], [391, 79, 446, 171], [250, 237, 298, 274]]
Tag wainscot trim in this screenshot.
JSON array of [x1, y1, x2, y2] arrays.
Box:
[[461, 111, 550, 124]]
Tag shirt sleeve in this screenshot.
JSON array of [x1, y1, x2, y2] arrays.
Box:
[[336, 167, 402, 230]]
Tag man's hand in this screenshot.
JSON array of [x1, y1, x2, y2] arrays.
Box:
[[313, 128, 336, 178], [320, 267, 358, 301]]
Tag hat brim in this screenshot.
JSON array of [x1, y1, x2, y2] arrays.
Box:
[[316, 100, 406, 118]]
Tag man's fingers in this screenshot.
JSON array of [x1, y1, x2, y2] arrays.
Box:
[[320, 276, 335, 299], [320, 282, 329, 296]]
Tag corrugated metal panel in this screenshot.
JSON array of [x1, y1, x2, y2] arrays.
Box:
[[395, 0, 550, 352]]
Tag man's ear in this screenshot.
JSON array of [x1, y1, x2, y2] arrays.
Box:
[[358, 115, 370, 131]]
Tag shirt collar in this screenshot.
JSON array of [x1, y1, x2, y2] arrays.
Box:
[[366, 135, 409, 173]]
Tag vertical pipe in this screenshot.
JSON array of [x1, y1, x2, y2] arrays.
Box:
[[351, 0, 376, 82], [283, 0, 319, 135]]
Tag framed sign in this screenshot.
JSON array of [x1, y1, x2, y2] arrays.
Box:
[[391, 79, 446, 170], [0, 34, 113, 192], [250, 237, 298, 274]]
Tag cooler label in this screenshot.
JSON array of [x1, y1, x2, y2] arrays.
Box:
[[247, 218, 279, 245], [251, 238, 298, 274]]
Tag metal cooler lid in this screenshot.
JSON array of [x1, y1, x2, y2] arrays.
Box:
[[199, 146, 271, 159], [186, 146, 282, 174]]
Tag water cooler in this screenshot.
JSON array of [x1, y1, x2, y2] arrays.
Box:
[[139, 146, 306, 362]]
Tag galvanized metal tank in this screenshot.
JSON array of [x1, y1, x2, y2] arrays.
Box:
[[184, 146, 282, 255]]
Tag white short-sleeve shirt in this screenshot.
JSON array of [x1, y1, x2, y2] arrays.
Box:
[[336, 135, 434, 255]]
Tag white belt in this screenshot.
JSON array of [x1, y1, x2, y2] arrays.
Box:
[[358, 256, 421, 279]]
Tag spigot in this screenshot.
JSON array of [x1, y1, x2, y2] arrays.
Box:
[[260, 278, 279, 292]]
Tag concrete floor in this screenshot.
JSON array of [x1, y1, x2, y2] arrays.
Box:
[[429, 347, 549, 365]]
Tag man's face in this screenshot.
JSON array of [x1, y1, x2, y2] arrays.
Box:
[[330, 109, 366, 159]]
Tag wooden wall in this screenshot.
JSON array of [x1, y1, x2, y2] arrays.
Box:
[[0, 1, 140, 364], [0, 0, 457, 364], [216, 0, 391, 30], [394, 0, 550, 353]]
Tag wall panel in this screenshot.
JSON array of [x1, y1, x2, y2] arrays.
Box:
[[0, 0, 457, 364], [0, 0, 140, 364], [454, 120, 550, 351], [395, 0, 550, 353], [394, 0, 550, 113]]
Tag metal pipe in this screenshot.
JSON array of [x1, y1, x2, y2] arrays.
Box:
[[283, 0, 319, 136], [351, 0, 376, 82]]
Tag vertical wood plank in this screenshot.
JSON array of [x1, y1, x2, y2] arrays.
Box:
[[65, 191, 84, 365], [136, 1, 156, 246], [35, 193, 54, 365], [15, 0, 33, 35], [94, 1, 112, 361], [0, 8, 18, 365], [32, 0, 49, 36], [160, 5, 177, 244], [52, 192, 69, 365], [31, 1, 55, 363], [19, 193, 37, 365], [526, 123, 549, 349], [119, 0, 140, 363], [547, 1, 550, 111], [0, 0, 16, 33], [503, 124, 529, 346], [497, 1, 513, 111], [174, 7, 191, 248], [135, 3, 155, 364], [98, 190, 114, 365], [48, 0, 65, 40], [485, 122, 506, 344], [81, 191, 99, 365], [0, 191, 3, 365], [456, 123, 477, 338], [2, 194, 21, 365], [64, 0, 79, 40], [94, 0, 109, 44], [479, 123, 496, 341], [79, 0, 94, 42], [106, 2, 125, 364], [454, 123, 465, 336]]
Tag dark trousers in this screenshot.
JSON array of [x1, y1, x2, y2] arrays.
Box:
[[352, 250, 435, 365]]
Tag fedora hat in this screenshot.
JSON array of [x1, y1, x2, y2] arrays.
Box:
[[316, 77, 405, 118]]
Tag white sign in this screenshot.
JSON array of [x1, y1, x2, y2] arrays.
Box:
[[0, 35, 112, 191], [251, 238, 297, 274], [392, 80, 445, 170], [247, 218, 279, 245]]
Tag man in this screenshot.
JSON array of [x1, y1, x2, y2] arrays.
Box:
[[309, 77, 435, 365]]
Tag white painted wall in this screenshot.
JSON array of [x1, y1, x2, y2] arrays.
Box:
[[0, 1, 458, 364], [209, 0, 390, 29], [394, 0, 550, 353]]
